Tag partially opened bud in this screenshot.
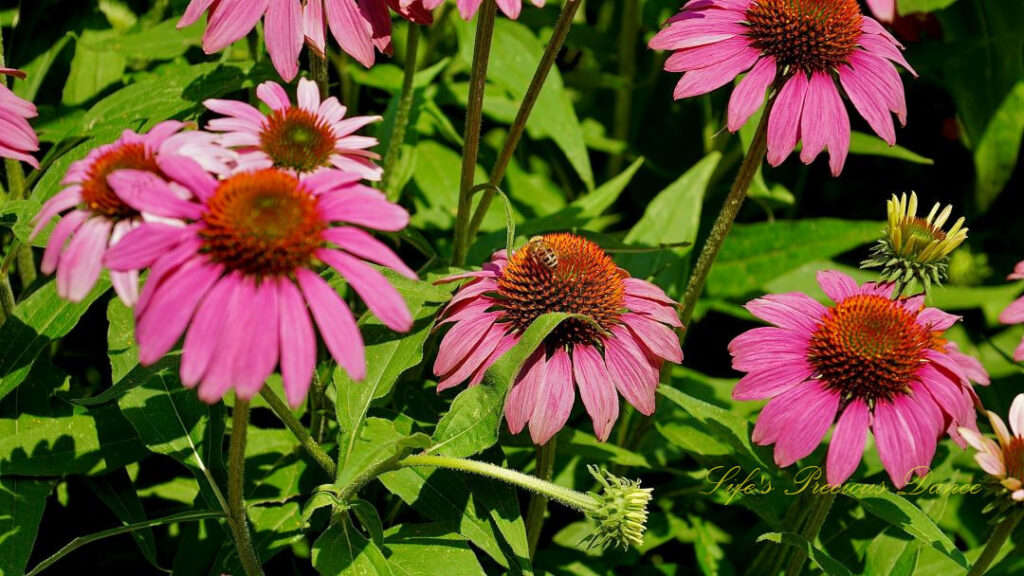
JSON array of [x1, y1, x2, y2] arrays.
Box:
[[862, 192, 968, 292], [583, 465, 653, 550]]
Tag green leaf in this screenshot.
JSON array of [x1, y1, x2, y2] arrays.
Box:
[[96, 19, 204, 60], [756, 532, 853, 576], [430, 312, 570, 458], [973, 82, 1024, 209], [0, 477, 54, 576], [619, 152, 721, 297], [0, 278, 110, 402], [384, 524, 486, 576], [106, 298, 139, 384], [24, 510, 224, 576], [842, 485, 970, 570], [62, 30, 127, 105], [335, 418, 431, 493], [410, 140, 499, 232], [313, 516, 392, 576], [215, 503, 304, 574], [706, 219, 883, 298], [0, 401, 146, 476], [847, 132, 934, 165], [898, 0, 960, 14], [351, 500, 385, 549], [245, 427, 311, 505], [82, 469, 161, 571]]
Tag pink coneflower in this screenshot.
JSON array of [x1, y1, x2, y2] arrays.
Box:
[[204, 78, 382, 181], [178, 0, 306, 81], [304, 0, 441, 67], [960, 394, 1024, 502], [0, 68, 39, 168], [30, 122, 230, 306], [648, 0, 915, 176], [729, 270, 989, 487], [102, 160, 415, 406], [434, 233, 684, 444], [999, 261, 1024, 361], [455, 0, 544, 20]]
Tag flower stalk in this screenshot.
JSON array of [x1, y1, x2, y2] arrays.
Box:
[[452, 0, 498, 266], [784, 490, 835, 576], [227, 399, 265, 576], [525, 439, 557, 557], [464, 0, 584, 246], [258, 386, 337, 478], [679, 95, 776, 328], [967, 507, 1024, 576], [381, 24, 421, 201]]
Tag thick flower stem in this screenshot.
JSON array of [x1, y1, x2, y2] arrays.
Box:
[[381, 24, 421, 201], [258, 386, 337, 479], [397, 454, 599, 513], [679, 98, 775, 329], [227, 400, 265, 576], [784, 491, 835, 576], [608, 0, 640, 178], [966, 508, 1024, 576], [525, 439, 557, 557], [464, 0, 583, 246], [451, 0, 498, 267], [310, 54, 330, 100]]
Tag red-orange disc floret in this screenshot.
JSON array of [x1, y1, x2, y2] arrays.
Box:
[[496, 233, 625, 349], [80, 143, 158, 219], [199, 169, 326, 277], [808, 294, 945, 403], [1006, 437, 1024, 481], [259, 107, 338, 172], [746, 0, 863, 74]]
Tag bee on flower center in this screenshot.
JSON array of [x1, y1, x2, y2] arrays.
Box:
[[526, 236, 559, 269]]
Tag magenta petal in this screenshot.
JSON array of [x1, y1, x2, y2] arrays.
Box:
[[529, 348, 575, 445], [505, 351, 545, 434], [434, 313, 497, 376], [318, 249, 412, 332], [232, 280, 279, 399], [732, 361, 813, 401], [727, 57, 777, 133], [604, 329, 659, 415], [108, 170, 203, 220], [198, 276, 256, 403], [1000, 295, 1024, 324], [816, 270, 860, 303], [771, 382, 839, 467], [729, 326, 809, 372], [322, 227, 417, 279], [104, 223, 192, 271], [325, 0, 375, 67], [264, 0, 303, 82], [181, 274, 239, 387], [672, 46, 759, 100], [157, 155, 218, 201], [31, 186, 82, 239], [136, 258, 222, 365], [766, 73, 809, 167], [825, 399, 869, 485], [57, 217, 112, 302], [41, 210, 87, 275], [179, 0, 217, 27], [573, 345, 619, 442], [295, 268, 365, 381], [839, 62, 896, 145], [203, 0, 270, 53], [277, 279, 317, 407], [873, 400, 917, 488], [744, 292, 825, 335], [436, 323, 505, 392], [622, 313, 682, 363]]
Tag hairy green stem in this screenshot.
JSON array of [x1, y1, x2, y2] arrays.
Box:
[[451, 0, 497, 266], [381, 24, 421, 200], [310, 54, 330, 100], [258, 386, 337, 479], [398, 454, 598, 512], [526, 439, 557, 557], [679, 96, 775, 329], [228, 400, 265, 576], [309, 369, 326, 444], [608, 0, 640, 178], [966, 508, 1024, 576], [784, 491, 835, 576], [464, 0, 583, 246]]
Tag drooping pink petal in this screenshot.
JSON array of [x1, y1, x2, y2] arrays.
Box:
[[873, 399, 917, 488], [825, 399, 870, 485], [325, 0, 375, 67], [604, 329, 659, 415], [322, 227, 417, 279], [317, 192, 410, 230], [865, 0, 894, 23], [672, 46, 760, 100], [31, 187, 82, 239], [744, 292, 825, 335], [233, 279, 280, 398], [104, 223, 192, 271], [317, 248, 412, 332], [434, 313, 497, 375], [180, 273, 238, 387], [203, 0, 270, 53], [179, 0, 217, 27], [727, 57, 777, 133], [573, 345, 619, 441], [437, 323, 506, 392], [41, 210, 87, 275], [265, 0, 303, 81], [839, 61, 896, 145], [732, 361, 814, 401], [770, 382, 840, 467], [622, 313, 682, 363], [296, 268, 366, 381], [277, 278, 317, 407], [157, 154, 219, 201], [136, 258, 223, 365], [729, 326, 809, 372], [108, 170, 203, 220], [57, 217, 113, 302], [529, 348, 575, 445], [766, 72, 809, 167], [505, 351, 546, 434]]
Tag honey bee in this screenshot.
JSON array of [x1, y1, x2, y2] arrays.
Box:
[[527, 236, 559, 269]]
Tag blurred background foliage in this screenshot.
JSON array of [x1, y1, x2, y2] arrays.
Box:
[[1, 0, 1022, 574]]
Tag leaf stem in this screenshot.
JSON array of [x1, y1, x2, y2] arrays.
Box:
[[464, 0, 583, 247], [608, 0, 640, 178], [679, 95, 776, 329], [227, 399, 265, 576], [381, 24, 421, 201], [784, 491, 835, 576], [526, 438, 557, 557], [451, 0, 498, 266], [258, 386, 337, 478], [966, 507, 1024, 576]]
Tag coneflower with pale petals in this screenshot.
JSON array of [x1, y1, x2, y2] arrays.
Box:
[[648, 0, 916, 176], [31, 122, 231, 306], [454, 0, 544, 20], [729, 270, 989, 488], [304, 0, 443, 68], [103, 159, 416, 407], [0, 67, 40, 168], [434, 233, 684, 444], [999, 261, 1024, 362], [203, 78, 383, 181], [960, 394, 1024, 503]]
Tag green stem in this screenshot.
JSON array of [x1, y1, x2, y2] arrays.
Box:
[[227, 400, 265, 576], [608, 0, 640, 178], [0, 273, 14, 323], [397, 454, 598, 513], [464, 0, 583, 246], [784, 491, 835, 576], [381, 24, 421, 201], [451, 0, 498, 267], [679, 95, 776, 329], [966, 508, 1024, 576], [525, 439, 557, 557], [258, 386, 337, 479], [309, 368, 326, 444]]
